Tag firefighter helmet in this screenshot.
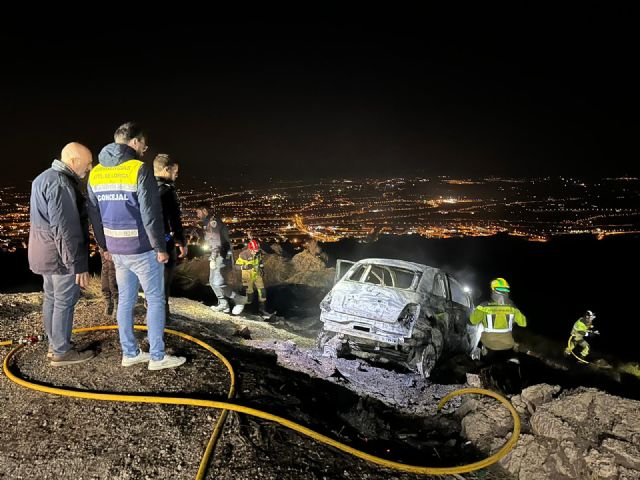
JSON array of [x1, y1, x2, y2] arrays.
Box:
[[585, 310, 596, 320], [248, 239, 260, 252], [490, 277, 510, 294]]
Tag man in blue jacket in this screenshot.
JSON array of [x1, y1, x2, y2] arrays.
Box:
[[88, 122, 185, 371], [28, 142, 106, 366]]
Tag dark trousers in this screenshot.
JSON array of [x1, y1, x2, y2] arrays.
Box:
[[100, 252, 118, 301], [480, 348, 522, 394], [163, 246, 177, 313]]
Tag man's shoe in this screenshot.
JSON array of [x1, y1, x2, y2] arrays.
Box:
[[48, 341, 75, 359], [231, 304, 245, 315], [210, 302, 230, 314], [50, 348, 95, 366], [122, 351, 151, 367], [148, 355, 187, 371]]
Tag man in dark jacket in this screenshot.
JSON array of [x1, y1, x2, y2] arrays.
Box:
[[196, 205, 232, 312], [87, 122, 185, 371], [153, 153, 187, 317], [28, 142, 106, 366]]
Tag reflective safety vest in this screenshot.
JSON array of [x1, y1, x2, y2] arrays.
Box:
[[88, 160, 152, 254], [571, 318, 591, 339], [236, 249, 262, 278], [470, 303, 527, 333]]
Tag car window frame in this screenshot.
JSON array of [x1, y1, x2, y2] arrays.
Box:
[[343, 262, 421, 291]]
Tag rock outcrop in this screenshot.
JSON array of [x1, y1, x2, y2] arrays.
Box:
[[457, 384, 640, 479]]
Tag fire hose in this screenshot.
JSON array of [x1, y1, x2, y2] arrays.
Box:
[[566, 335, 590, 364], [2, 325, 520, 478]]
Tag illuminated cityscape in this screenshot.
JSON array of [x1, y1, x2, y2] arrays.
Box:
[[3, 175, 638, 253]]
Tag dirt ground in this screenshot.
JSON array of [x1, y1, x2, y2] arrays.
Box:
[[0, 291, 511, 480]]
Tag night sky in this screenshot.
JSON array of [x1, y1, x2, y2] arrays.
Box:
[[1, 14, 638, 187]]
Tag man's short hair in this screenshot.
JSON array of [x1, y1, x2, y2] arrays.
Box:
[[114, 122, 145, 143], [196, 202, 211, 212], [153, 153, 178, 171]]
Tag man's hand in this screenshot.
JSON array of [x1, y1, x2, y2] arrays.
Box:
[[76, 272, 90, 289], [157, 252, 169, 264], [177, 244, 188, 259], [102, 251, 112, 262]]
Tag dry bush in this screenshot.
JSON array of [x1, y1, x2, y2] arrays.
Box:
[[305, 239, 328, 263], [82, 274, 104, 300], [262, 253, 293, 285]]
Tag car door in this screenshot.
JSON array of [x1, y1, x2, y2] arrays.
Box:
[[428, 272, 451, 338], [446, 275, 474, 352], [335, 259, 355, 284]]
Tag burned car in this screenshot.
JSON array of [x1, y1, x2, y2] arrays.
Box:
[[318, 258, 481, 378]]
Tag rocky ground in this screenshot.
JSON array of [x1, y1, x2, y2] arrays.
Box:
[[1, 287, 639, 479]]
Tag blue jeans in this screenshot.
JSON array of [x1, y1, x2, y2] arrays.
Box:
[[42, 273, 80, 355], [209, 255, 228, 305], [112, 251, 166, 361]]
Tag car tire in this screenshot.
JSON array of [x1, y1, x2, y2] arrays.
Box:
[[414, 327, 443, 378], [416, 344, 438, 378]]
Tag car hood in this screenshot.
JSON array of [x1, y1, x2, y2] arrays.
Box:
[[329, 284, 419, 323]]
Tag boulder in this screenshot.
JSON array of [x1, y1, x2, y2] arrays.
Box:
[[455, 384, 640, 479]]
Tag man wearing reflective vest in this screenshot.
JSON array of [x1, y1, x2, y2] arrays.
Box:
[[88, 122, 186, 371], [469, 277, 527, 355]]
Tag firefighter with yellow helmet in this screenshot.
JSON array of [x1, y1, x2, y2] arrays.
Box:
[[469, 277, 527, 393], [470, 278, 527, 354]]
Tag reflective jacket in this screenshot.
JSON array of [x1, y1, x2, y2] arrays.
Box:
[[571, 318, 592, 340], [470, 301, 527, 351], [470, 302, 527, 333], [87, 143, 165, 255], [236, 249, 263, 278]]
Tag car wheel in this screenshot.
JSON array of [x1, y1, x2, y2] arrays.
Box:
[[316, 330, 337, 356], [416, 344, 438, 378]]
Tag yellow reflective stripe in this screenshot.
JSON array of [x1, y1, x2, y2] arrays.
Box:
[[104, 227, 138, 238], [92, 183, 137, 193], [482, 310, 514, 332], [90, 160, 143, 188]]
